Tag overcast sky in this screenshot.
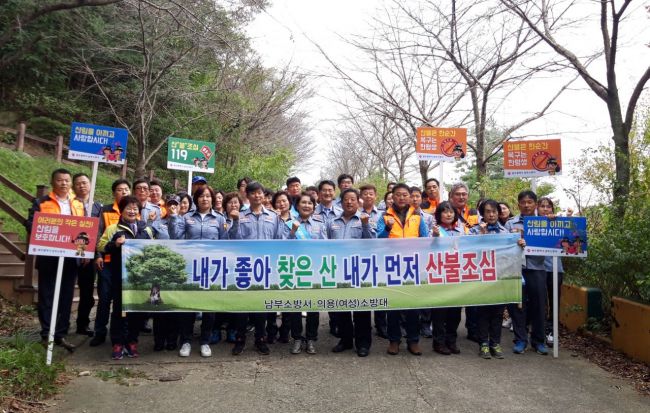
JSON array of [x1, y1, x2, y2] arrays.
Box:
[[246, 0, 650, 209]]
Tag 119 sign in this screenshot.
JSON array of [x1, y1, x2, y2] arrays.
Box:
[[167, 137, 216, 173]]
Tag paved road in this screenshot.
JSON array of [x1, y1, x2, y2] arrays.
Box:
[[48, 314, 649, 413]]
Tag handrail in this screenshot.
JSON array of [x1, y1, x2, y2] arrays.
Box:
[[0, 197, 27, 226], [0, 233, 25, 261], [0, 174, 35, 202]]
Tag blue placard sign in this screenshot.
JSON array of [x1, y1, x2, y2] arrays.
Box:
[[68, 122, 128, 164], [523, 216, 587, 257]]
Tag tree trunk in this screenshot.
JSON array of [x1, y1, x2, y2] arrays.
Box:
[[418, 160, 429, 188], [608, 99, 630, 216]]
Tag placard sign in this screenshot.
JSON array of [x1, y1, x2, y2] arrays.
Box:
[[167, 137, 216, 173], [28, 212, 100, 258], [68, 122, 128, 164], [416, 127, 467, 162], [503, 139, 562, 178], [523, 216, 587, 257]]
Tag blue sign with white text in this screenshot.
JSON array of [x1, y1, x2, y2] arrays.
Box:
[[523, 216, 587, 257], [68, 122, 128, 165]]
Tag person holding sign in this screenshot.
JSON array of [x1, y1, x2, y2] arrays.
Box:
[[505, 190, 548, 356], [168, 186, 240, 358], [376, 183, 429, 356], [329, 188, 376, 357], [26, 169, 85, 352], [98, 196, 168, 360], [286, 192, 328, 355]]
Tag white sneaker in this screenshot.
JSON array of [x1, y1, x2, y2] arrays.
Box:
[[546, 334, 554, 345], [200, 344, 212, 357], [179, 342, 191, 357], [502, 318, 512, 329]]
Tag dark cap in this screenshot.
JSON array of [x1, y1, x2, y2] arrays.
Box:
[[166, 195, 180, 205], [192, 176, 207, 184]]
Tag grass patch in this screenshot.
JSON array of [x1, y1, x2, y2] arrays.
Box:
[[0, 147, 120, 240], [0, 335, 65, 410], [95, 367, 149, 386]]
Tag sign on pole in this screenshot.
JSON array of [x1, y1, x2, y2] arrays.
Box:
[[28, 213, 100, 259], [68, 122, 128, 165], [167, 137, 216, 173], [522, 216, 587, 257], [416, 127, 467, 162], [503, 139, 562, 178]]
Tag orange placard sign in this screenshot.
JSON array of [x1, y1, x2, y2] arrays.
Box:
[[28, 212, 100, 258], [416, 127, 467, 162], [503, 139, 562, 178]]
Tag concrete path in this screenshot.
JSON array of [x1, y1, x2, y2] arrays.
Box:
[[47, 315, 650, 413]]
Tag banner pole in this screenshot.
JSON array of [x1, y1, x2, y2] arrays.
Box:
[[46, 256, 65, 365], [531, 177, 538, 192], [87, 161, 99, 216], [187, 171, 193, 194], [439, 161, 445, 200], [553, 256, 559, 358]]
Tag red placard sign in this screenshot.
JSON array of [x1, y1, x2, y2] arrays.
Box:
[[28, 212, 99, 258]]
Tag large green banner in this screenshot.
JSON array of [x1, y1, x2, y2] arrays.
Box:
[[121, 234, 523, 312]]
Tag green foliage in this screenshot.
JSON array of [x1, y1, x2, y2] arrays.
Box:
[[566, 112, 650, 304], [125, 245, 187, 288], [0, 335, 64, 402]]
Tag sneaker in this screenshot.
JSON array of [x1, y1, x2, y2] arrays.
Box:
[[306, 340, 316, 355], [535, 343, 549, 355], [479, 344, 491, 359], [509, 325, 514, 332], [209, 330, 221, 345], [255, 339, 270, 355], [421, 325, 433, 338], [125, 342, 139, 358], [546, 333, 554, 346], [502, 318, 512, 329], [226, 329, 237, 343], [513, 340, 527, 354], [290, 339, 303, 354], [111, 344, 124, 360], [490, 344, 504, 359], [200, 344, 212, 357], [179, 342, 191, 357], [232, 341, 245, 356], [89, 334, 106, 347]]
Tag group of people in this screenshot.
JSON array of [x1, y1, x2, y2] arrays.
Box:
[[26, 169, 564, 361]]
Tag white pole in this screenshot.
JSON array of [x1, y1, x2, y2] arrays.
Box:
[[531, 177, 538, 192], [553, 256, 559, 358], [87, 161, 99, 216], [46, 257, 65, 365], [187, 171, 193, 195]]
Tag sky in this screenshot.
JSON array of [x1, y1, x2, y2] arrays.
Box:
[[245, 0, 650, 210]]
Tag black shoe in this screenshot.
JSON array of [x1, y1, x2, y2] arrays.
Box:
[[433, 343, 451, 355], [447, 342, 461, 354], [329, 327, 340, 338], [267, 335, 276, 344], [332, 342, 353, 353], [54, 337, 76, 353], [232, 341, 245, 356], [356, 347, 370, 357], [154, 342, 164, 352], [255, 339, 270, 355], [76, 327, 94, 337], [89, 334, 105, 347]]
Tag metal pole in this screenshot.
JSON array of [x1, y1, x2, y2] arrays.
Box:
[[187, 171, 193, 195], [531, 177, 538, 192], [439, 162, 445, 200], [87, 162, 99, 216], [553, 256, 559, 358], [46, 257, 65, 365]]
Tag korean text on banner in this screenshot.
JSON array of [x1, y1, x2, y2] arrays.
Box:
[[503, 139, 562, 178], [28, 212, 100, 258], [68, 122, 128, 165], [121, 234, 523, 313], [167, 136, 216, 173], [416, 127, 467, 162], [523, 216, 587, 258]]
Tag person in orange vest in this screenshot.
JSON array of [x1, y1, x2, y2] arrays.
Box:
[[26, 169, 85, 352], [421, 178, 441, 215], [89, 178, 131, 346], [376, 183, 429, 356]]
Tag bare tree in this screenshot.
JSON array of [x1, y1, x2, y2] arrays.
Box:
[[501, 0, 650, 215]]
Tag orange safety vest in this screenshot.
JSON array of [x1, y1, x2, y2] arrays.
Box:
[[421, 198, 439, 215], [383, 206, 422, 238], [38, 192, 85, 217], [456, 206, 479, 234]]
